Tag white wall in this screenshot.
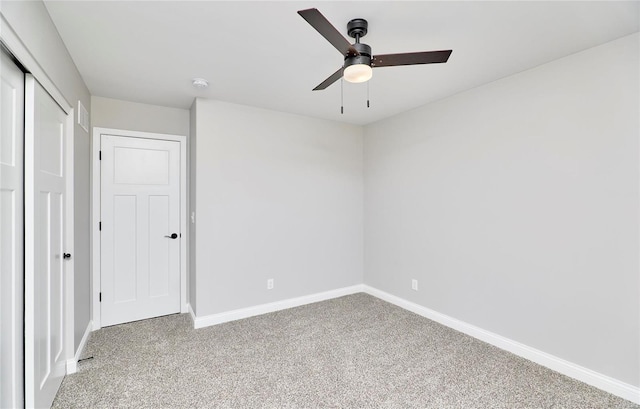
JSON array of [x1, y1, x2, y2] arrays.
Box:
[[1, 0, 92, 353], [91, 96, 189, 136], [192, 100, 363, 316], [364, 33, 639, 387]]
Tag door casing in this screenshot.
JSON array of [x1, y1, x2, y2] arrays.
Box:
[[91, 128, 188, 329]]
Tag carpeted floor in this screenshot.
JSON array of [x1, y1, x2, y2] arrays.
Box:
[[53, 293, 638, 408]]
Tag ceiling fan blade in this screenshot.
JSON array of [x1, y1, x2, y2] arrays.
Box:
[[313, 67, 344, 91], [372, 50, 452, 68], [298, 8, 358, 57]]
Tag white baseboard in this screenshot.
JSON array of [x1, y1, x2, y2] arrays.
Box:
[[65, 320, 93, 374], [362, 285, 640, 405], [190, 285, 365, 329]]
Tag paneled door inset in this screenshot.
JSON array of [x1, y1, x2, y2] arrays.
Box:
[[100, 135, 181, 327], [24, 75, 68, 409]]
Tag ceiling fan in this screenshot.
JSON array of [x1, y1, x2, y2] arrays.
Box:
[[298, 8, 453, 91]]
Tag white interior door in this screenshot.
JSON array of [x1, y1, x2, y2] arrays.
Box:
[[24, 75, 68, 409], [100, 135, 181, 327], [1, 50, 25, 409]]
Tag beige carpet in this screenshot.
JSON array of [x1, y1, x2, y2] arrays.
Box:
[[53, 293, 638, 408]]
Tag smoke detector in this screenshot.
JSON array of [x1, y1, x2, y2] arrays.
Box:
[[192, 78, 209, 89]]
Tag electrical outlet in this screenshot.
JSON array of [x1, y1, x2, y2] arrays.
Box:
[[267, 278, 274, 290], [411, 279, 418, 291]]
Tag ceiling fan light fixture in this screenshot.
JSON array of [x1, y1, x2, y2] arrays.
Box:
[[344, 63, 372, 83], [344, 52, 373, 83], [298, 9, 452, 91]]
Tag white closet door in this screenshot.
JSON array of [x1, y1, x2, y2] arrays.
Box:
[[1, 50, 25, 409], [100, 135, 181, 327], [24, 75, 68, 409]]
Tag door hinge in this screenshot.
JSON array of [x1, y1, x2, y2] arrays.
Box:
[[99, 221, 102, 231], [99, 292, 102, 302], [99, 150, 102, 160]]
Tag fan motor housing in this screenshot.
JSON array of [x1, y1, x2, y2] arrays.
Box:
[[344, 54, 371, 69], [351, 42, 371, 57], [344, 42, 372, 68]]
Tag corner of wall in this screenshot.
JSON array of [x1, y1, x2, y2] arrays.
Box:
[[188, 98, 197, 312]]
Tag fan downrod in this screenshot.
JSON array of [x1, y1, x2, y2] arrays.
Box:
[[347, 18, 368, 40]]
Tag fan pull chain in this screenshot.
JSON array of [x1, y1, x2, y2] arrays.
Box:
[[367, 81, 370, 108], [341, 78, 344, 114]]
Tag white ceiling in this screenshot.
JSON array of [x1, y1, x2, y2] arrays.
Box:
[[44, 1, 639, 125]]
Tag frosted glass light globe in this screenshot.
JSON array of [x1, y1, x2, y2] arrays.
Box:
[[343, 64, 372, 83]]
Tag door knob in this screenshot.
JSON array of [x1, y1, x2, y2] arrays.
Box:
[[164, 233, 178, 239], [63, 253, 72, 259]]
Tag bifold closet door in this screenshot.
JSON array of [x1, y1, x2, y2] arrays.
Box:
[[24, 74, 68, 409]]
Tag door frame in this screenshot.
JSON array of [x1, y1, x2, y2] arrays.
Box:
[[91, 128, 188, 329]]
